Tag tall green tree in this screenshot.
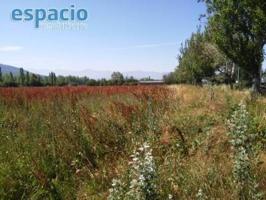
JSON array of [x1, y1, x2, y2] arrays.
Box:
[[9, 72, 15, 83], [200, 0, 266, 92], [26, 72, 30, 86], [176, 31, 217, 84], [111, 72, 124, 85], [163, 72, 177, 84], [49, 72, 57, 86], [0, 67, 2, 83], [30, 74, 42, 86], [3, 72, 18, 87], [19, 68, 25, 86]]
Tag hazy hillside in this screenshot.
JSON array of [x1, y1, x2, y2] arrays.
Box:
[[0, 63, 167, 80], [44, 68, 167, 80], [81, 69, 167, 80], [0, 64, 22, 75]]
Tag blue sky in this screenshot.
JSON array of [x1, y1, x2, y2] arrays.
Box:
[[0, 0, 264, 75]]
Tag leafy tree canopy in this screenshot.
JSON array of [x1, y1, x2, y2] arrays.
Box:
[[200, 0, 266, 92]]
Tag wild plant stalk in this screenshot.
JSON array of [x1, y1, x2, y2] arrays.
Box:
[[108, 142, 158, 200], [227, 103, 263, 199]]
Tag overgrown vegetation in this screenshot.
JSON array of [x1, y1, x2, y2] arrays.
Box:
[[164, 0, 266, 93], [0, 85, 265, 199]]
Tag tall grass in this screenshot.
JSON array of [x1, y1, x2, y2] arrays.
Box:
[[0, 85, 265, 199]]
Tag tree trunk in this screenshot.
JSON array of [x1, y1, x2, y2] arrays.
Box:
[[251, 70, 261, 94]]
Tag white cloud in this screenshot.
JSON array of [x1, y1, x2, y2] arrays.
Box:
[[0, 46, 23, 52]]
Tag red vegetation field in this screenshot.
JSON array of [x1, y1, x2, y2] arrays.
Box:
[[0, 85, 171, 103]]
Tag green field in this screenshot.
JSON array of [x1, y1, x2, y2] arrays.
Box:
[[0, 85, 265, 199]]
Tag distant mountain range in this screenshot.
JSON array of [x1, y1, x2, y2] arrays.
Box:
[[0, 63, 167, 80], [0, 64, 24, 75], [51, 69, 167, 80]]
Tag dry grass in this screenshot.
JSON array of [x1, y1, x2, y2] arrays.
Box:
[[0, 85, 265, 199]]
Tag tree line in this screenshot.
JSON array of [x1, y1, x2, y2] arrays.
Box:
[[0, 68, 140, 87], [164, 0, 266, 93]]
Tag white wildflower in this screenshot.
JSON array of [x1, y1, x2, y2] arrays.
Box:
[[108, 142, 158, 200], [227, 103, 263, 199]]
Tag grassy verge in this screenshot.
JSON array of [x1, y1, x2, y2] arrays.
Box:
[[0, 85, 265, 199]]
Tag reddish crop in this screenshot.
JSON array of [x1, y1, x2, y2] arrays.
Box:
[[0, 85, 171, 104]]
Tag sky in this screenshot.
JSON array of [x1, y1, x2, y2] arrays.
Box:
[[0, 0, 265, 75]]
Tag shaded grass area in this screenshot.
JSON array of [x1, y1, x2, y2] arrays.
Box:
[[0, 85, 265, 199]]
